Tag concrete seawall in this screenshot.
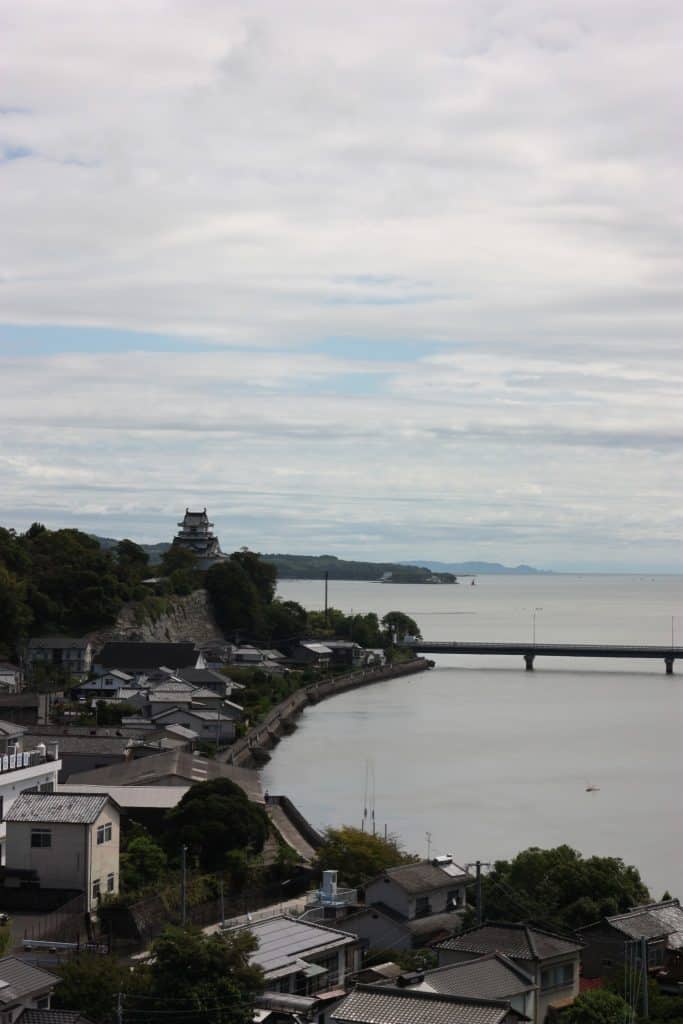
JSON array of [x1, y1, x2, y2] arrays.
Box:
[[223, 657, 432, 769]]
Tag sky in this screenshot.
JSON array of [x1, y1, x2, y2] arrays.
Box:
[[1, 1, 682, 572]]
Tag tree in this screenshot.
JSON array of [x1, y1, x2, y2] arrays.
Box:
[[206, 560, 263, 638], [53, 954, 146, 1023], [121, 834, 168, 892], [230, 549, 277, 605], [561, 989, 630, 1024], [478, 846, 650, 930], [159, 544, 200, 577], [382, 611, 421, 642], [116, 538, 149, 573], [315, 825, 418, 886], [146, 926, 264, 1024], [264, 599, 308, 644], [162, 778, 269, 872]]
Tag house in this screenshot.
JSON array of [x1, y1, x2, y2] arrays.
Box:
[[578, 899, 683, 983], [0, 664, 21, 694], [395, 953, 537, 1021], [435, 924, 582, 1024], [0, 695, 46, 727], [0, 721, 61, 866], [73, 670, 136, 699], [365, 858, 469, 920], [331, 984, 528, 1024], [23, 731, 160, 782], [290, 643, 333, 668], [27, 638, 93, 679], [237, 914, 361, 996], [150, 706, 238, 744], [0, 957, 62, 1021], [322, 642, 366, 668], [93, 642, 204, 675], [5, 792, 120, 913], [175, 667, 239, 696], [232, 645, 265, 665]]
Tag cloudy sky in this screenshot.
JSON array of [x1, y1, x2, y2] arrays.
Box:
[[1, 0, 682, 571]]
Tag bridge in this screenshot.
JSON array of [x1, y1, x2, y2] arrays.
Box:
[[398, 640, 682, 674]]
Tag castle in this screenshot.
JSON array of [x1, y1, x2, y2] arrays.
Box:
[[172, 508, 226, 568]]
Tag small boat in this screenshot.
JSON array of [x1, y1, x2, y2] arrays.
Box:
[[585, 784, 600, 792]]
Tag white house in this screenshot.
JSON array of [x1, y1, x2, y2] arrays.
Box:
[[27, 637, 93, 679], [0, 956, 62, 1022], [364, 857, 470, 920], [0, 665, 21, 694], [151, 706, 240, 744], [0, 721, 61, 866], [5, 792, 120, 913]]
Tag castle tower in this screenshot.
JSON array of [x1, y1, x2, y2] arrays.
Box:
[[172, 508, 225, 565]]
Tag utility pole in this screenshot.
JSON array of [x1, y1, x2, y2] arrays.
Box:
[[181, 844, 188, 927], [116, 991, 123, 1024], [641, 936, 649, 1019], [466, 860, 491, 926], [426, 832, 432, 860]]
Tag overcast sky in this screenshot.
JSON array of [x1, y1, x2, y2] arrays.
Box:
[[1, 0, 682, 571]]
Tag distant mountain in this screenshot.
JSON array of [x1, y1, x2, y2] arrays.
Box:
[[400, 560, 552, 574], [92, 535, 170, 563]]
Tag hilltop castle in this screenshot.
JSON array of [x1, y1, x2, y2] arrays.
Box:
[[172, 508, 226, 568]]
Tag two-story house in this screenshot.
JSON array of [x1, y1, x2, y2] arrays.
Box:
[[26, 638, 93, 680], [578, 899, 683, 984], [435, 923, 582, 1024], [0, 721, 61, 866], [5, 792, 120, 912]]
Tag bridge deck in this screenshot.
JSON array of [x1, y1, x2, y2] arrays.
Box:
[[401, 641, 683, 658]]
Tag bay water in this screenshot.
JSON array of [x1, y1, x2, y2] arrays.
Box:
[[263, 575, 683, 896]]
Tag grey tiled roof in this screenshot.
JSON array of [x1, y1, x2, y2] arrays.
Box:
[[604, 900, 683, 946], [5, 792, 112, 824], [371, 861, 469, 895], [96, 641, 199, 670], [17, 1011, 95, 1024], [332, 985, 513, 1024], [28, 637, 89, 650], [0, 957, 58, 1003], [436, 924, 581, 961], [420, 954, 535, 999], [0, 719, 25, 738]]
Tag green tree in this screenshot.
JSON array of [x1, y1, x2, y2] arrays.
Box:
[[121, 834, 168, 892], [206, 560, 263, 638], [146, 926, 264, 1024], [160, 544, 200, 577], [230, 549, 277, 605], [381, 611, 421, 642], [163, 779, 269, 872], [54, 954, 147, 1023], [479, 846, 650, 930], [264, 599, 308, 644], [561, 989, 630, 1024], [315, 825, 418, 886]]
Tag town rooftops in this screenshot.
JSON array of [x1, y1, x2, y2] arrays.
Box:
[[299, 642, 333, 655], [414, 954, 536, 1000], [332, 984, 522, 1024], [0, 957, 59, 1003], [27, 636, 90, 650], [372, 859, 470, 895], [5, 792, 116, 825], [435, 923, 582, 961], [239, 914, 357, 980], [592, 899, 683, 946], [176, 668, 232, 686], [96, 642, 200, 671]]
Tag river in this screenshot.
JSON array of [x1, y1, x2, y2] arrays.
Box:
[[263, 575, 683, 896]]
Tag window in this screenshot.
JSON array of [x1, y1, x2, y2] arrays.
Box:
[[447, 888, 462, 908], [31, 829, 52, 848], [97, 822, 112, 845], [92, 879, 100, 901], [541, 963, 574, 990], [36, 997, 50, 1010], [415, 896, 432, 918], [648, 945, 665, 967], [107, 872, 115, 893]]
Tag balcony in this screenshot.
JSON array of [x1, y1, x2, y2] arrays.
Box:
[[0, 747, 59, 775]]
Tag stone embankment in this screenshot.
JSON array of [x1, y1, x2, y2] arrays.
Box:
[[89, 589, 225, 648], [224, 657, 433, 769]]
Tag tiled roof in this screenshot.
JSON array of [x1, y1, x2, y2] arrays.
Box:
[[603, 900, 683, 947], [17, 1011, 94, 1024], [242, 915, 356, 978], [371, 861, 469, 895], [0, 957, 58, 1003], [25, 733, 133, 755], [28, 637, 89, 650], [419, 954, 535, 999], [5, 792, 113, 825], [332, 985, 513, 1024], [96, 642, 198, 670], [0, 719, 25, 738], [436, 924, 581, 961]]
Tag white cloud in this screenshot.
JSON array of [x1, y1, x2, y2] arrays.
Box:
[[0, 0, 681, 568]]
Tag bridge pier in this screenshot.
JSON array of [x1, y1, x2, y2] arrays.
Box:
[[524, 654, 535, 671], [665, 656, 674, 675]]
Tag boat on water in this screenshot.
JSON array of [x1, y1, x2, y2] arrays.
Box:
[[585, 784, 600, 792]]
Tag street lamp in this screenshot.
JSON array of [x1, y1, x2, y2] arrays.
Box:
[[532, 607, 543, 646]]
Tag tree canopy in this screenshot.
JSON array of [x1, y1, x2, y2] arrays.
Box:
[[478, 845, 650, 930], [315, 825, 419, 886], [560, 989, 630, 1024], [163, 778, 269, 872]]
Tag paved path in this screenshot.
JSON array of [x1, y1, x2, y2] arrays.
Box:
[[266, 804, 318, 863]]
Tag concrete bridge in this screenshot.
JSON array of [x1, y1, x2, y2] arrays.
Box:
[[398, 640, 682, 674]]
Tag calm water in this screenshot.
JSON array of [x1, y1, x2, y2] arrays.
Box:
[[263, 575, 683, 895]]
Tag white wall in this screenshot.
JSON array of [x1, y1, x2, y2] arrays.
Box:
[[0, 761, 61, 858]]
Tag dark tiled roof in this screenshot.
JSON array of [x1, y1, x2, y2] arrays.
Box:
[[420, 954, 535, 999], [28, 637, 89, 650], [371, 861, 469, 895], [0, 719, 25, 738], [436, 924, 581, 961], [96, 642, 198, 670], [17, 1011, 95, 1024], [603, 900, 683, 943], [25, 733, 133, 755], [66, 749, 264, 802], [0, 957, 58, 1003], [332, 984, 514, 1024], [6, 792, 113, 824]]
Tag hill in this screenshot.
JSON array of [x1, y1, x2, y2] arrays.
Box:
[[401, 560, 550, 575]]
